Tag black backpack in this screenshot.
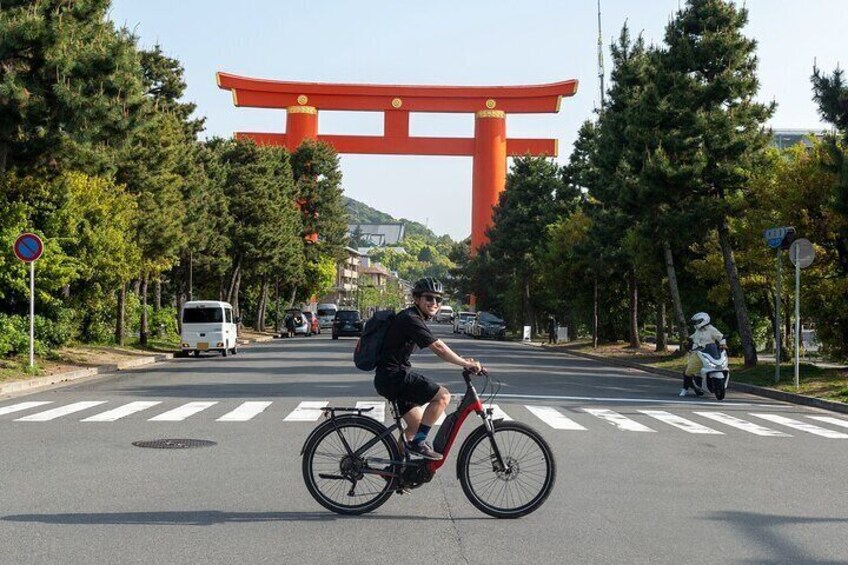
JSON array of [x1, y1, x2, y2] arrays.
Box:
[[353, 310, 396, 371]]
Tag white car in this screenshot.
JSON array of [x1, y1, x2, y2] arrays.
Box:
[[453, 311, 475, 334], [435, 305, 454, 324]]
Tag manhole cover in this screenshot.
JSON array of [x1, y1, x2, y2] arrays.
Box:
[[132, 439, 217, 449]]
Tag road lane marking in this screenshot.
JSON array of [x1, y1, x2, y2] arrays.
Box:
[[16, 401, 108, 421], [638, 410, 723, 435], [751, 413, 848, 439], [582, 408, 655, 432], [148, 402, 218, 421], [356, 401, 385, 422], [0, 401, 53, 416], [808, 415, 848, 429], [526, 406, 586, 430], [82, 401, 162, 422], [694, 412, 790, 437], [283, 401, 328, 422], [216, 401, 273, 422], [484, 404, 512, 421]]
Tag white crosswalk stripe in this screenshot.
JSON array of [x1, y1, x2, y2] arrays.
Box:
[[82, 401, 162, 422], [283, 401, 328, 422], [0, 401, 53, 416], [808, 415, 848, 429], [15, 401, 108, 422], [216, 401, 273, 422], [526, 406, 586, 430], [694, 412, 791, 437], [148, 401, 218, 421], [356, 401, 385, 422], [751, 413, 848, 439], [639, 410, 723, 435], [583, 408, 655, 432]]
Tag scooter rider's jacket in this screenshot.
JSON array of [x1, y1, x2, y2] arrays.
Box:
[[689, 324, 725, 349]]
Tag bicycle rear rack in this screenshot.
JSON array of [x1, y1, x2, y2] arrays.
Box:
[[321, 406, 375, 418]]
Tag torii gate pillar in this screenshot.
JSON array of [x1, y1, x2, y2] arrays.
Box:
[[286, 105, 318, 149], [472, 110, 507, 252]]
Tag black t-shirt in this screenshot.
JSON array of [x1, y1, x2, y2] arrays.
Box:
[[377, 306, 437, 373]]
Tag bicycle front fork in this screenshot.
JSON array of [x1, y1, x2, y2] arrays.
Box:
[[482, 409, 508, 472]]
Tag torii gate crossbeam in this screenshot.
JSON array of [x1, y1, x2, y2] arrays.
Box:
[[217, 72, 578, 255]]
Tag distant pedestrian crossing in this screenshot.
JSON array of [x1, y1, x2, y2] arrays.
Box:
[[2, 398, 848, 439]]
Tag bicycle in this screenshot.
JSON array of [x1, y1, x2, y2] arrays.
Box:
[[300, 369, 556, 518]]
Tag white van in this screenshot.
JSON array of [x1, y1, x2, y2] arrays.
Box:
[[436, 305, 454, 324], [316, 303, 338, 329], [180, 301, 238, 357]]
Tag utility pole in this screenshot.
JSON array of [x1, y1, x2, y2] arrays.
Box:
[[597, 0, 605, 108]]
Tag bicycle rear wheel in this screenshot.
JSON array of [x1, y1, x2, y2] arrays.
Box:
[[302, 416, 399, 515], [457, 420, 556, 518]]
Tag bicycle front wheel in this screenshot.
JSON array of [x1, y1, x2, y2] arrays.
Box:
[[457, 420, 556, 518], [302, 416, 399, 515]]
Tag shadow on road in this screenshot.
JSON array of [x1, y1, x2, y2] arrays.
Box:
[[2, 510, 487, 525]]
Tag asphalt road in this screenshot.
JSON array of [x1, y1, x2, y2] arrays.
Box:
[[1, 323, 847, 565]]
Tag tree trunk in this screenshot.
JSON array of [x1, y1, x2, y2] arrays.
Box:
[[655, 299, 668, 352], [628, 267, 640, 348], [523, 271, 532, 336], [175, 273, 184, 335], [663, 240, 688, 351], [115, 282, 126, 346], [255, 280, 268, 332], [227, 255, 242, 304], [132, 279, 141, 296], [0, 141, 8, 175], [592, 274, 599, 349], [288, 286, 298, 309], [139, 275, 149, 346], [717, 218, 757, 367], [188, 252, 193, 302], [153, 278, 161, 313], [231, 270, 241, 320], [275, 279, 281, 333]]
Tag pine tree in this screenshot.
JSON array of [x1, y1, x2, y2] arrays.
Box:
[[661, 0, 775, 367]]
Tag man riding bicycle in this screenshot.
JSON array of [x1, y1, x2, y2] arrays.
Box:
[[374, 277, 483, 461]]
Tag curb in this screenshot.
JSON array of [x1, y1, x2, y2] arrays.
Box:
[[535, 343, 848, 415], [0, 334, 275, 398]]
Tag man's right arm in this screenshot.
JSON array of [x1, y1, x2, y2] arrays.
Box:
[[429, 340, 481, 372]]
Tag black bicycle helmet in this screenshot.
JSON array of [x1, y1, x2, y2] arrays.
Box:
[[412, 277, 444, 296]]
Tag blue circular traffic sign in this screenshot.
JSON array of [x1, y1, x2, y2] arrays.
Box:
[[13, 233, 43, 263]]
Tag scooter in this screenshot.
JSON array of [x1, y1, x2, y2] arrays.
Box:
[[689, 342, 730, 400]]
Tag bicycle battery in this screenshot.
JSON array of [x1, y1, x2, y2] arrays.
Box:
[[433, 412, 459, 453]]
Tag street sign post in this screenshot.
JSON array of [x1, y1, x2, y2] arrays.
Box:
[[764, 226, 794, 383], [788, 238, 815, 389], [13, 233, 44, 368]]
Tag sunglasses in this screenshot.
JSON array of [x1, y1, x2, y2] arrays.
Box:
[[421, 294, 443, 304]]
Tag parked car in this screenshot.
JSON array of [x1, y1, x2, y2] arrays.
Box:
[[302, 311, 320, 335], [180, 300, 239, 357], [453, 311, 476, 334], [470, 311, 507, 340], [317, 303, 338, 329], [332, 309, 363, 340], [435, 305, 454, 324], [283, 309, 311, 337]]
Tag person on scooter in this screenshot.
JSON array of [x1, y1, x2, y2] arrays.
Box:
[[679, 312, 726, 397]]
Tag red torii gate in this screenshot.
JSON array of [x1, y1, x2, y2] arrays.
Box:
[[217, 72, 578, 254]]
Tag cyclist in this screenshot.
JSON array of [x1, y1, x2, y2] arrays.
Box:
[[374, 277, 483, 460]]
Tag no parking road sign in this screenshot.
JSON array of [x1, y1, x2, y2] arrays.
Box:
[[13, 233, 43, 263], [12, 232, 43, 368]]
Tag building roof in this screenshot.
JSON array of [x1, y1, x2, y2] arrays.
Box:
[[360, 264, 392, 277], [348, 223, 406, 246], [771, 128, 827, 150]]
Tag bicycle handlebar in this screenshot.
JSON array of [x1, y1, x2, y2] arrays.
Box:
[[462, 367, 488, 379]]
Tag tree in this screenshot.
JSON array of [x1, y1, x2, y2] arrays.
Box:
[[0, 0, 145, 175], [661, 0, 775, 367]]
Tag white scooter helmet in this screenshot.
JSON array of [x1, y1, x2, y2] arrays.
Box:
[[690, 312, 710, 330]]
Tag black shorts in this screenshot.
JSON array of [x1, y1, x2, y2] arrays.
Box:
[[374, 370, 441, 416]]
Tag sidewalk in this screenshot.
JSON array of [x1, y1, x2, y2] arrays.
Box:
[[525, 340, 848, 415], [0, 331, 276, 398]]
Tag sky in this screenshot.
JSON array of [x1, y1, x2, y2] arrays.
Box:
[[109, 0, 847, 241]]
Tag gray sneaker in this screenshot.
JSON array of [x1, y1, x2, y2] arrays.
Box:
[[408, 441, 443, 461]]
